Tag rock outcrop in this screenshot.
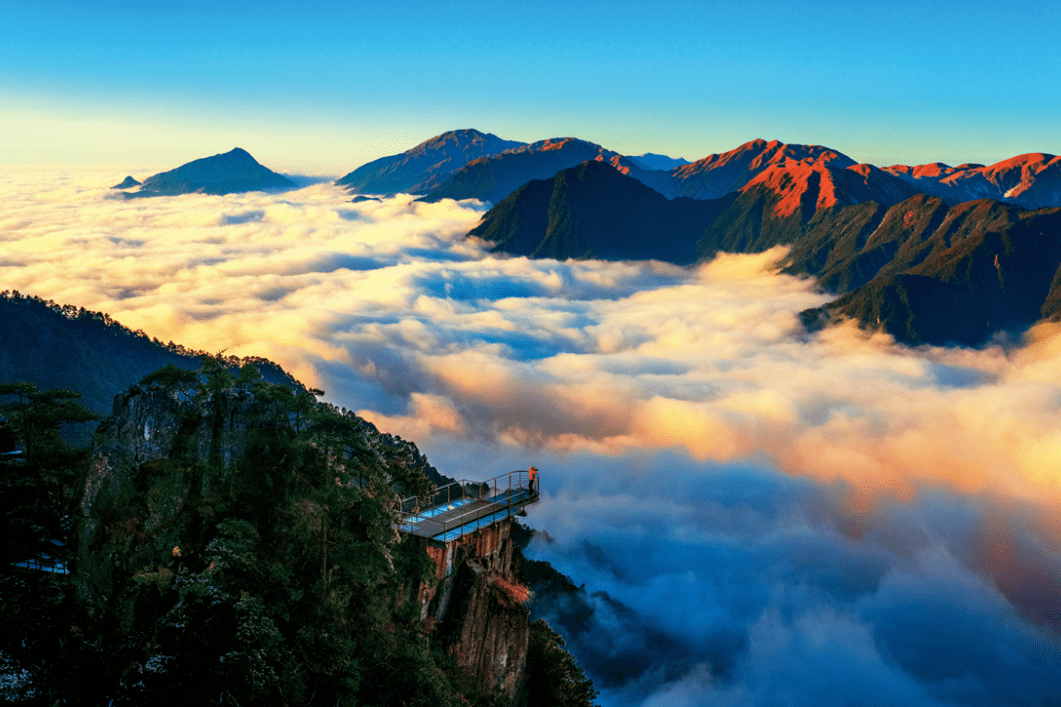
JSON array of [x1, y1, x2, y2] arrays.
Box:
[[78, 381, 442, 598], [406, 522, 532, 701], [78, 384, 265, 600]]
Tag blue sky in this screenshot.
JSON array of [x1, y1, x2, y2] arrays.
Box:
[[2, 0, 1058, 174]]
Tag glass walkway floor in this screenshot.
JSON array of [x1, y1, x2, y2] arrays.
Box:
[[397, 470, 539, 542]]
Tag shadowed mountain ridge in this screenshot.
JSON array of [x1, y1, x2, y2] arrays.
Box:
[[419, 138, 649, 205], [336, 129, 525, 196], [468, 160, 734, 263], [123, 148, 295, 197]]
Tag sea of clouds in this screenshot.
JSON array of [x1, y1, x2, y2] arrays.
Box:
[[2, 172, 1060, 705]]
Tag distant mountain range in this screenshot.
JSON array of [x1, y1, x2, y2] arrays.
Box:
[[114, 148, 295, 197], [338, 130, 655, 204], [336, 131, 1060, 211], [627, 153, 690, 171], [97, 132, 1061, 348], [345, 130, 1060, 347], [884, 155, 1061, 210]]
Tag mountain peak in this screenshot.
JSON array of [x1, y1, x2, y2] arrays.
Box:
[[468, 159, 733, 262], [111, 175, 141, 189], [417, 129, 500, 152], [336, 129, 525, 194], [986, 152, 1057, 173], [127, 148, 295, 198], [417, 137, 624, 204], [515, 137, 605, 153], [665, 139, 858, 201]]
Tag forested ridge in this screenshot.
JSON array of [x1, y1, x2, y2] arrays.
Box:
[[0, 358, 596, 705], [0, 290, 296, 443]]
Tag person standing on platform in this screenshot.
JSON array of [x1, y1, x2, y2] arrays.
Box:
[[529, 466, 538, 494]]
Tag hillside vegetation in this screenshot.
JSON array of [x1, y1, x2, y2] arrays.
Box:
[[1, 359, 595, 705]]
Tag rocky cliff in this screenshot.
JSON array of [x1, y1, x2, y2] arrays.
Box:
[[404, 523, 532, 701]]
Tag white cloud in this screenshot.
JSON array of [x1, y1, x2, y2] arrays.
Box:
[[4, 169, 1061, 703], [5, 170, 1061, 503]]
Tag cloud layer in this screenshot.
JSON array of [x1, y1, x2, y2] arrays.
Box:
[[2, 171, 1060, 705]]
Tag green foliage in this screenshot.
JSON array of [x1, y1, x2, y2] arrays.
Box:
[[526, 619, 598, 707], [0, 383, 98, 563], [1, 383, 99, 468], [0, 383, 99, 703], [139, 364, 201, 401], [1, 361, 575, 706], [55, 362, 496, 705], [0, 289, 302, 446], [198, 352, 237, 395]]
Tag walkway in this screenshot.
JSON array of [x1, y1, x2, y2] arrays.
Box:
[[397, 470, 539, 542]]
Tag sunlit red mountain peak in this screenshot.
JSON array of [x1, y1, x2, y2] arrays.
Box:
[[714, 143, 917, 218], [666, 139, 859, 201], [736, 159, 914, 218], [886, 162, 957, 180], [885, 152, 1061, 208], [980, 152, 1061, 200], [602, 154, 634, 175]]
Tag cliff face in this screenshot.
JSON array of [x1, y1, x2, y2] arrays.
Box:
[[78, 385, 271, 605], [410, 523, 532, 701]]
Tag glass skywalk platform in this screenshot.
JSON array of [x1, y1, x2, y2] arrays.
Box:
[[397, 470, 539, 542]]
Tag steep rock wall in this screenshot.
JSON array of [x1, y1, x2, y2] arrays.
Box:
[[408, 522, 533, 703], [77, 385, 273, 607]]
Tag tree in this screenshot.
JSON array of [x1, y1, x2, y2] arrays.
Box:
[[0, 383, 98, 471], [0, 383, 98, 561], [139, 364, 201, 402], [525, 620, 598, 707], [0, 383, 98, 703]]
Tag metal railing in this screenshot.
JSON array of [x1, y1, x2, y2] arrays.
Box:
[[13, 554, 68, 576], [397, 469, 539, 542]]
